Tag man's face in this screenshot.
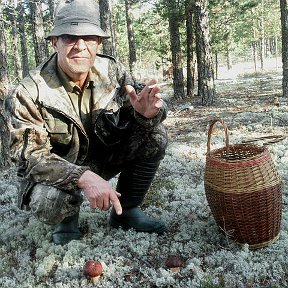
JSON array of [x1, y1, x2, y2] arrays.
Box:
[[51, 35, 102, 80]]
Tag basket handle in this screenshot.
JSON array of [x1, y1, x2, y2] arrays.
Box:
[[207, 118, 230, 154], [242, 135, 286, 146]]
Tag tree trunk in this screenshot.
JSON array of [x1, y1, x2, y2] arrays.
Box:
[[29, 0, 48, 65], [280, 0, 288, 98], [0, 106, 11, 169], [99, 0, 115, 56], [215, 52, 218, 80], [17, 1, 29, 78], [186, 0, 195, 97], [124, 0, 137, 77], [275, 34, 279, 69], [260, 14, 265, 71], [226, 38, 232, 70], [252, 19, 258, 72], [195, 0, 215, 106], [0, 1, 11, 168], [168, 0, 185, 100], [9, 0, 22, 81], [252, 42, 258, 72], [0, 15, 9, 100], [47, 0, 54, 21]]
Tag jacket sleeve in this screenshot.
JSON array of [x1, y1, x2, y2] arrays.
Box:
[[4, 85, 89, 193]]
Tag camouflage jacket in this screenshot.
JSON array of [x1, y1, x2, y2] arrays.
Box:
[[5, 53, 167, 209]]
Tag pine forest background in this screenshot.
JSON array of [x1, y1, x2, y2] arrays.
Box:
[[0, 0, 287, 102]]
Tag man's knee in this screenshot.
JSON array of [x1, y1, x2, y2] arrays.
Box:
[[143, 124, 168, 160], [29, 184, 83, 225]]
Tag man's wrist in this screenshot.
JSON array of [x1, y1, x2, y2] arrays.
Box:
[[134, 109, 163, 128], [72, 166, 90, 188]]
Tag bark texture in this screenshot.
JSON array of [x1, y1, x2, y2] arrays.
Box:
[[29, 0, 48, 65], [167, 0, 185, 100], [99, 0, 115, 56], [195, 0, 215, 106], [124, 0, 137, 77], [280, 0, 288, 98]]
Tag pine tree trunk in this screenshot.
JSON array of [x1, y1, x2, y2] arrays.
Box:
[[17, 2, 29, 78], [280, 0, 288, 98], [186, 0, 195, 98], [9, 1, 22, 81], [195, 0, 215, 106], [252, 41, 258, 72], [124, 0, 137, 77], [0, 17, 9, 100], [47, 0, 54, 21], [168, 0, 185, 100], [275, 34, 279, 69], [252, 18, 258, 72], [215, 52, 218, 80], [226, 45, 232, 70], [99, 0, 115, 56], [0, 2, 10, 168], [29, 0, 48, 65], [0, 107, 11, 169], [260, 14, 265, 71]]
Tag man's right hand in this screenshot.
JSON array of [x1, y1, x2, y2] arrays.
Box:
[[77, 170, 122, 215]]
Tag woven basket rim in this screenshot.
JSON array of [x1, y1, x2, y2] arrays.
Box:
[[206, 150, 270, 169], [207, 143, 267, 163]]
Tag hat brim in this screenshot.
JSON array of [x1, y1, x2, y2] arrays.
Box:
[[45, 22, 110, 40]]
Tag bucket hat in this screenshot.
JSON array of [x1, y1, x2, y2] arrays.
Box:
[[46, 0, 110, 39]]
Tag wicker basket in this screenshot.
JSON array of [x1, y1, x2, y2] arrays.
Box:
[[204, 119, 282, 249]]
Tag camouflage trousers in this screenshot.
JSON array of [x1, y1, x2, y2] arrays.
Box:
[[28, 123, 168, 225], [29, 185, 83, 225]]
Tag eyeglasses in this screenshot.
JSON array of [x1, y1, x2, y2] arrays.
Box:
[[60, 35, 99, 46]]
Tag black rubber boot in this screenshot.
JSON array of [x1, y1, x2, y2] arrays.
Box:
[[109, 161, 167, 235], [110, 207, 167, 234], [52, 213, 81, 245]]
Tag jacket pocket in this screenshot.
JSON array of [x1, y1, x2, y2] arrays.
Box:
[[45, 118, 72, 146]]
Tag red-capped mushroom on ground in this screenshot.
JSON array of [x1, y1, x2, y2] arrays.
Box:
[[165, 255, 184, 272], [83, 260, 103, 284]]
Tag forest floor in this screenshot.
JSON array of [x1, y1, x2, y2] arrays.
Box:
[[1, 60, 288, 287]]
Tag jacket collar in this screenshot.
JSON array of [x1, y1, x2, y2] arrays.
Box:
[[28, 53, 85, 133]]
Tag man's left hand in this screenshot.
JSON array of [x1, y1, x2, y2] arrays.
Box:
[[126, 80, 163, 119]]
